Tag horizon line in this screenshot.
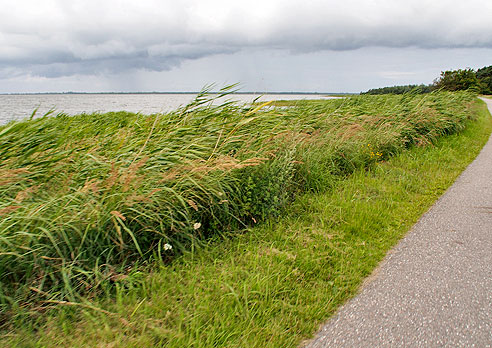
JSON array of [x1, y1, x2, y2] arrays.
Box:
[[0, 91, 358, 96]]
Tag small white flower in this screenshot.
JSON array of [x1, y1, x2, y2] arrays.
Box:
[[164, 243, 172, 251], [193, 222, 202, 230]]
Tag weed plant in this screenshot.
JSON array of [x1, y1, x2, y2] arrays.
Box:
[[0, 88, 476, 313]]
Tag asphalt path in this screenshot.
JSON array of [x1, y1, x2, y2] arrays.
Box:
[[305, 97, 492, 348]]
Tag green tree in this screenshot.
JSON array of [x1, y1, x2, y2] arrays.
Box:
[[362, 84, 432, 95], [476, 66, 492, 94], [433, 68, 482, 92]]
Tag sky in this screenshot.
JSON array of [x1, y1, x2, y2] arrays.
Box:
[[0, 0, 491, 93]]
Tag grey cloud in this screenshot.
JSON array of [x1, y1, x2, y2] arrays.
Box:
[[2, 54, 187, 78], [0, 0, 491, 79]]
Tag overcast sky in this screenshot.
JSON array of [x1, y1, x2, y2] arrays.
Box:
[[0, 0, 491, 93]]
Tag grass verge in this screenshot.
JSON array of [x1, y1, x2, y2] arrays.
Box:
[[2, 99, 491, 347]]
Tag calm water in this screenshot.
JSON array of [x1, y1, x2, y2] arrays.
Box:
[[0, 93, 336, 125]]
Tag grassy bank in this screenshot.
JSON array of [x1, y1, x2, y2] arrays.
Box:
[[2, 98, 491, 347], [1, 92, 490, 345]]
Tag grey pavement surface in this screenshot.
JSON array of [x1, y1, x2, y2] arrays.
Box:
[[304, 98, 492, 348]]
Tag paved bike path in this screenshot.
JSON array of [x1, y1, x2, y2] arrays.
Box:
[[305, 98, 492, 348]]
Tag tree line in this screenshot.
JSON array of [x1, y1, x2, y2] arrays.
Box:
[[362, 65, 492, 95]]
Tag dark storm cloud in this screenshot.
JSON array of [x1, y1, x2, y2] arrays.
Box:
[[0, 0, 491, 78], [0, 44, 236, 78]]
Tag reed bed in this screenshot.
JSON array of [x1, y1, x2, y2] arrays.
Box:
[[0, 89, 476, 311]]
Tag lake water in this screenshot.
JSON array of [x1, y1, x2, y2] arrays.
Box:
[[0, 93, 337, 125]]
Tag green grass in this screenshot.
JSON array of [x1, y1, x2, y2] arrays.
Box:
[[1, 98, 491, 346]]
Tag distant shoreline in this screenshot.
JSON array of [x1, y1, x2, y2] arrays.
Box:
[[0, 91, 356, 96]]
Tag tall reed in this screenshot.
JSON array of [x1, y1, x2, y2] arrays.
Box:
[[0, 89, 476, 311]]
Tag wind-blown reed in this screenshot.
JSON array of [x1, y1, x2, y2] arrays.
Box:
[[0, 89, 476, 310]]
